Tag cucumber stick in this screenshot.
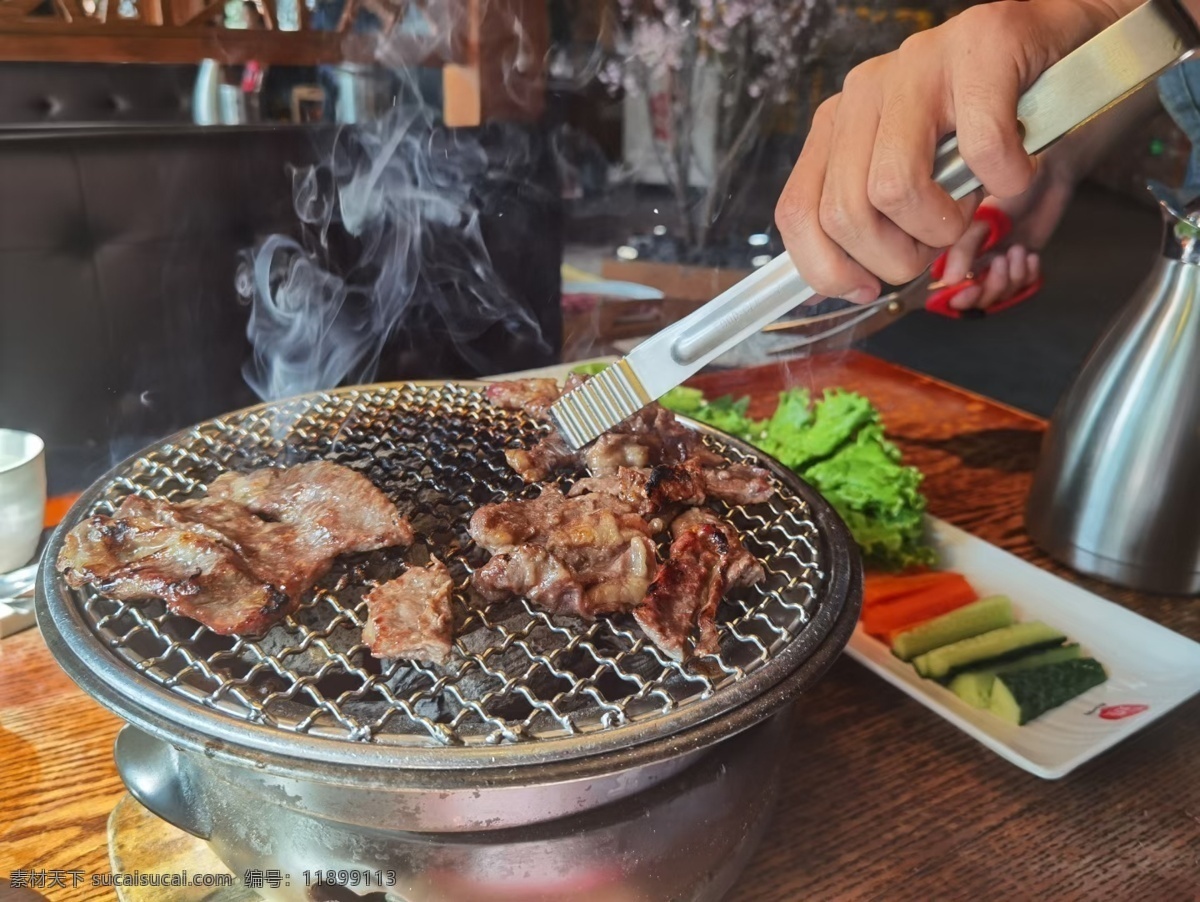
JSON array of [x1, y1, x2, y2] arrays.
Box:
[[948, 644, 1083, 708], [989, 658, 1108, 725], [911, 621, 1066, 681], [890, 595, 1014, 661]]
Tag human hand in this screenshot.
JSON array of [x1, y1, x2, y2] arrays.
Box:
[[775, 0, 1133, 304], [941, 239, 1042, 312], [937, 155, 1078, 310]]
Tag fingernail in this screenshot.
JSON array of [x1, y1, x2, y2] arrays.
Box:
[[950, 286, 981, 310], [844, 286, 878, 304]]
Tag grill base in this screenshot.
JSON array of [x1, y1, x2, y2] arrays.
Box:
[[115, 714, 789, 902]]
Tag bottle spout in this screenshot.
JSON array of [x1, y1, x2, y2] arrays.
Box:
[[1148, 179, 1200, 263]]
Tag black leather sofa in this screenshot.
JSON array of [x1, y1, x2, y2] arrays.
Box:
[[0, 63, 562, 492]]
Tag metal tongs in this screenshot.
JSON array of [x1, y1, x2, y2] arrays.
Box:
[[757, 205, 1041, 358], [550, 0, 1200, 450]]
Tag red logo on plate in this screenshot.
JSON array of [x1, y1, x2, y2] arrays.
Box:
[[1097, 704, 1148, 721]]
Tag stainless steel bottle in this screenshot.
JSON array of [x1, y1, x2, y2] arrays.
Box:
[[1026, 181, 1200, 594]]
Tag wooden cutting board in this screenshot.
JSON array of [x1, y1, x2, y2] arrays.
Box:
[[107, 795, 258, 902]]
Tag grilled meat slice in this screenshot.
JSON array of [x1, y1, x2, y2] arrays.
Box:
[[485, 378, 562, 417], [643, 406, 724, 468], [701, 463, 774, 506], [569, 459, 773, 516], [500, 374, 589, 481], [635, 527, 725, 661], [470, 486, 657, 551], [472, 544, 583, 613], [57, 462, 414, 636], [582, 432, 660, 475], [58, 509, 294, 635], [480, 378, 771, 636], [634, 508, 765, 661], [671, 508, 765, 589], [469, 487, 658, 618], [579, 404, 719, 476], [116, 495, 332, 600], [569, 459, 709, 516], [363, 558, 455, 663], [474, 540, 656, 619], [487, 375, 727, 484], [207, 461, 414, 551], [504, 406, 707, 485], [505, 432, 581, 484]]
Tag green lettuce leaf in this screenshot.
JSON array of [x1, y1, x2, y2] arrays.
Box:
[[803, 425, 933, 570], [659, 386, 707, 416], [697, 395, 757, 441], [762, 388, 876, 471], [661, 389, 763, 441], [669, 384, 936, 571]]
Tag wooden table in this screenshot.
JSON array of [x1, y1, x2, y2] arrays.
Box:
[[3, 350, 1199, 901]]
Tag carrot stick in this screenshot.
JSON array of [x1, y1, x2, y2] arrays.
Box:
[[861, 576, 977, 638], [863, 571, 964, 609]]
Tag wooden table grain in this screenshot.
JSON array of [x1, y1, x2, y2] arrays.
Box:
[[2, 350, 1198, 901]]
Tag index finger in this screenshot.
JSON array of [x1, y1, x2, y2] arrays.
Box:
[[940, 216, 995, 284]]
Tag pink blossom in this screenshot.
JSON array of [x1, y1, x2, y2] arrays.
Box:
[[607, 0, 827, 106], [603, 0, 833, 249]]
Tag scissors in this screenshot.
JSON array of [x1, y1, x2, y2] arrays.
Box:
[[926, 205, 1044, 318], [760, 206, 1043, 354]]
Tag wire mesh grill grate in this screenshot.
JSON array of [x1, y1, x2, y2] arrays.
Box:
[[62, 384, 829, 749]]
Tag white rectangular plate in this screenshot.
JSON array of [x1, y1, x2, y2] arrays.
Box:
[[846, 517, 1200, 779]]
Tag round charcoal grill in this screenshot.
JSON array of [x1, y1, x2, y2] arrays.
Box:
[[36, 382, 861, 895]]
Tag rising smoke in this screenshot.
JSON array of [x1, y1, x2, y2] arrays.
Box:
[[240, 19, 555, 402]]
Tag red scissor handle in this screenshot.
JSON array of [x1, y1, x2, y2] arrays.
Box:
[[926, 206, 1042, 318]]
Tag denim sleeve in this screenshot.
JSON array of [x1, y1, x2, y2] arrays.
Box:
[[1159, 60, 1200, 193]]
